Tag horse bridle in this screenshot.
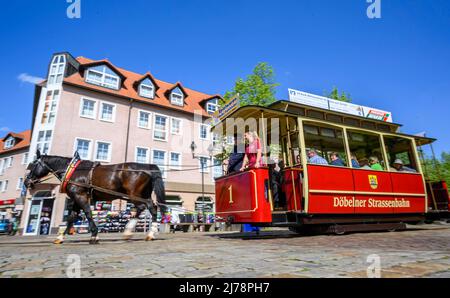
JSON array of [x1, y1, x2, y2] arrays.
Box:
[[26, 158, 64, 187]]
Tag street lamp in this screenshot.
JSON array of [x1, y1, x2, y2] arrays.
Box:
[[190, 141, 214, 225]]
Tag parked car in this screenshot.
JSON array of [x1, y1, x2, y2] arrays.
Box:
[[0, 219, 10, 234], [0, 219, 17, 235]]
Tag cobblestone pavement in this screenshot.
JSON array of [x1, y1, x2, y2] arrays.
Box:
[[0, 223, 449, 278]]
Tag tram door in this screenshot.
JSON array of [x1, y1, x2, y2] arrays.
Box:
[[284, 131, 303, 212]]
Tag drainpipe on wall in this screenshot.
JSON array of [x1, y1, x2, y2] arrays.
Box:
[[124, 98, 134, 162]]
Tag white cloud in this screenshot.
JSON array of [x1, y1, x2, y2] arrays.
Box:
[[0, 127, 10, 132], [17, 73, 44, 84]]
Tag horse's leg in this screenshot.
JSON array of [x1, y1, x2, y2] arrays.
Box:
[[145, 201, 159, 241], [79, 196, 99, 244], [124, 203, 145, 240], [54, 198, 76, 244]]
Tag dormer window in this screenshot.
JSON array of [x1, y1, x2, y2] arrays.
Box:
[[4, 137, 15, 149], [170, 87, 184, 106], [85, 65, 120, 90], [206, 98, 219, 114], [139, 78, 155, 99], [48, 55, 66, 85]]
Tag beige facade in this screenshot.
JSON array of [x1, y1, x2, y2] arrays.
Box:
[[0, 147, 29, 219], [20, 52, 222, 235]]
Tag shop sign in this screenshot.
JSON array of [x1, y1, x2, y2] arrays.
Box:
[[0, 199, 15, 206]]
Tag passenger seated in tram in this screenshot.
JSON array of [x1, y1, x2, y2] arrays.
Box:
[[307, 148, 328, 165], [329, 152, 345, 167], [227, 134, 245, 174], [240, 131, 264, 171], [369, 156, 383, 171], [351, 153, 360, 168], [358, 158, 371, 169], [392, 158, 417, 173]]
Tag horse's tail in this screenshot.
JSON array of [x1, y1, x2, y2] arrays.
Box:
[[153, 174, 168, 214]]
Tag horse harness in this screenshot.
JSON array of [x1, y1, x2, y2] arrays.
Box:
[[58, 160, 156, 206]]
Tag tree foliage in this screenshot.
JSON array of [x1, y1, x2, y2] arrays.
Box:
[[326, 87, 352, 102], [421, 151, 450, 187], [222, 62, 279, 107]]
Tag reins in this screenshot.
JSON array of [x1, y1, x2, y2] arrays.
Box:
[[28, 157, 226, 222]]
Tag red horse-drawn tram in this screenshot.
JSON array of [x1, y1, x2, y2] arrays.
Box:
[[212, 99, 448, 234]]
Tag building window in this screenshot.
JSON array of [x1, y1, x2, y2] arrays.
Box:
[[171, 118, 182, 135], [75, 138, 92, 160], [170, 87, 184, 106], [95, 141, 111, 162], [206, 98, 219, 114], [17, 177, 24, 190], [152, 150, 167, 178], [6, 157, 13, 168], [0, 160, 5, 175], [169, 152, 181, 169], [41, 89, 60, 125], [199, 156, 209, 173], [1, 180, 8, 192], [4, 137, 15, 149], [135, 147, 149, 164], [80, 98, 97, 119], [36, 130, 52, 155], [213, 158, 223, 179], [139, 79, 155, 99], [153, 114, 168, 141], [212, 133, 221, 146], [99, 102, 116, 122], [138, 111, 151, 129], [85, 65, 120, 90], [48, 55, 65, 85], [199, 124, 209, 140], [22, 152, 29, 165]]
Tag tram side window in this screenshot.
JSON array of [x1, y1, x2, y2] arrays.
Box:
[[303, 123, 348, 167], [383, 136, 418, 173], [347, 130, 385, 171]]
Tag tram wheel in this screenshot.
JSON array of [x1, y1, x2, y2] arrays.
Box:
[[332, 225, 345, 235]]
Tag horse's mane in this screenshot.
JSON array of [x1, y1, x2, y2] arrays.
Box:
[[41, 155, 72, 171]]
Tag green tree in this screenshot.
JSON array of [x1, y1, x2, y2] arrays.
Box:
[[326, 87, 352, 102], [222, 62, 279, 107], [421, 151, 450, 187]]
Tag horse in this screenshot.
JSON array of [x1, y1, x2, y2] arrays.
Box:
[[24, 150, 167, 244]]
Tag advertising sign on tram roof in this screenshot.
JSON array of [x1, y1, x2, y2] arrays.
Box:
[[288, 88, 393, 123]]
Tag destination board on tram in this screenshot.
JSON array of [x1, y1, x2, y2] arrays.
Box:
[[288, 88, 393, 123]]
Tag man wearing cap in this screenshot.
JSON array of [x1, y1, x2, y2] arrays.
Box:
[[392, 159, 416, 173], [307, 148, 329, 165]]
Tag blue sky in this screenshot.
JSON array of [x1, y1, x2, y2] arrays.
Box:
[[0, 0, 449, 157]]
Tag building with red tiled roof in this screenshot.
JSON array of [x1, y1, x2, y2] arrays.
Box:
[[0, 129, 31, 220], [21, 52, 223, 235]]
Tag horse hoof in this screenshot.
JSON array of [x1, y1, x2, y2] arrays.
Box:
[[89, 238, 99, 244], [123, 234, 133, 241], [53, 239, 64, 244], [145, 235, 155, 241]]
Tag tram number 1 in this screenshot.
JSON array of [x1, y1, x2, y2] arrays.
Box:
[[228, 185, 233, 204]]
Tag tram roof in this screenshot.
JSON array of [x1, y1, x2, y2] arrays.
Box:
[[212, 102, 436, 146]]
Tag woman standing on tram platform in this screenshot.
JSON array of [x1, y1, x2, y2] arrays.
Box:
[[240, 131, 264, 171]]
